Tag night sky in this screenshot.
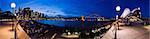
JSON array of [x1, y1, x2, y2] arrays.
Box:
[[0, 0, 149, 18]]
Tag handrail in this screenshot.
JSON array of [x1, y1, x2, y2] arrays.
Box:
[[15, 22, 31, 39]]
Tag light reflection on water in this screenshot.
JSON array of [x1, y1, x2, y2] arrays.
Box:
[[36, 20, 101, 27]]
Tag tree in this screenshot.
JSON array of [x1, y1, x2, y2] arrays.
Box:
[[23, 7, 31, 20]]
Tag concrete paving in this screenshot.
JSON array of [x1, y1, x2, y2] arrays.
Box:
[[0, 22, 31, 39], [102, 25, 150, 39], [0, 24, 14, 39]]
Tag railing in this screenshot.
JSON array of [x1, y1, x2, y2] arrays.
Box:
[[15, 21, 31, 39]]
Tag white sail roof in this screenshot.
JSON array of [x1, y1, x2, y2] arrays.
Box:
[[120, 8, 131, 18], [131, 8, 140, 13]]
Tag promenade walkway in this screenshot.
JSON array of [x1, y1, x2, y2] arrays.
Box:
[[0, 21, 31, 39], [102, 22, 150, 39]]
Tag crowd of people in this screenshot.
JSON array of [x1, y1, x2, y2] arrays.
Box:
[[18, 20, 113, 39], [19, 20, 56, 39]]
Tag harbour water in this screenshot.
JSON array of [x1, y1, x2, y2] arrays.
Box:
[[36, 20, 109, 27]]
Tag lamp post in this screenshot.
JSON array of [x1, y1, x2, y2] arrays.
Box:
[[11, 2, 17, 39], [138, 7, 141, 18], [11, 2, 16, 11], [116, 6, 121, 29], [11, 2, 16, 31], [116, 6, 121, 19], [114, 5, 121, 39], [11, 3, 16, 8]]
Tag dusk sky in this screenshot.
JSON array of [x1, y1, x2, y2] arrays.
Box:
[[0, 0, 149, 18]]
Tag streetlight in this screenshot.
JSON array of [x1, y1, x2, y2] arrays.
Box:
[[11, 2, 16, 9], [114, 5, 121, 39], [11, 2, 16, 16], [116, 6, 121, 30], [11, 2, 17, 39], [11, 2, 16, 19], [116, 6, 121, 12], [138, 7, 141, 18], [116, 6, 121, 19], [10, 2, 16, 31]]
